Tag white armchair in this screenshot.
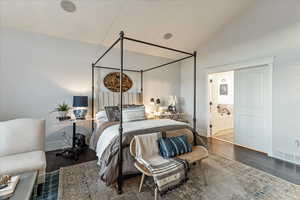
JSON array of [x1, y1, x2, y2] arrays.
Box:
[[0, 119, 46, 184]]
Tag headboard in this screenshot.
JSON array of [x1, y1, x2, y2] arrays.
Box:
[[95, 91, 142, 112]]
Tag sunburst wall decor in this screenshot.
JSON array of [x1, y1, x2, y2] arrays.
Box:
[[103, 72, 133, 92]]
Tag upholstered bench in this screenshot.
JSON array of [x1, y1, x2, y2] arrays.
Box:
[[130, 128, 208, 200]]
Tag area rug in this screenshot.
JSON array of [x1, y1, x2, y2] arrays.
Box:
[[32, 170, 59, 200], [58, 154, 300, 200]]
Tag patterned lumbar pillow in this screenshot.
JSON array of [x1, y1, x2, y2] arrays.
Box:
[[122, 106, 145, 122], [157, 135, 192, 158], [105, 106, 120, 122]]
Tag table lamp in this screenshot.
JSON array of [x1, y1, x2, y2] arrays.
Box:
[[73, 96, 88, 119]]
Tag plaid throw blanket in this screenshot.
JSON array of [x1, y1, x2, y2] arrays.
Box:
[[143, 157, 189, 194], [135, 133, 189, 194]]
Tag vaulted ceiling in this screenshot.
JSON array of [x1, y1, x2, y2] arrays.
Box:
[[0, 0, 254, 58]]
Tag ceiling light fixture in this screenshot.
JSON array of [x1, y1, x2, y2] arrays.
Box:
[[61, 0, 76, 13], [163, 33, 173, 40]]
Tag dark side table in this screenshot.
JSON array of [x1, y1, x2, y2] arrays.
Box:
[[56, 119, 90, 161]]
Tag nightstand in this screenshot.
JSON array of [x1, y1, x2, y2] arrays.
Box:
[[148, 112, 187, 122], [55, 119, 91, 161]]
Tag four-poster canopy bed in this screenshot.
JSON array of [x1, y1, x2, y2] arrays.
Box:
[[91, 31, 198, 194]]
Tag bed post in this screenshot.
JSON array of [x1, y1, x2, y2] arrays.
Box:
[[117, 31, 124, 194], [140, 70, 144, 104], [193, 51, 197, 146], [92, 63, 95, 131]]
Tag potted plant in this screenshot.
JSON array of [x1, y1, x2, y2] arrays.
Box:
[[55, 102, 71, 118]]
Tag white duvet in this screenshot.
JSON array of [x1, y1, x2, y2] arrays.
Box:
[[96, 119, 187, 162]]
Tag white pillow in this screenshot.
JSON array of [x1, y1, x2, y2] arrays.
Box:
[[95, 111, 108, 121], [123, 106, 145, 122]]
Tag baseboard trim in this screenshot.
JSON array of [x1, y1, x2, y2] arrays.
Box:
[[206, 135, 269, 155]]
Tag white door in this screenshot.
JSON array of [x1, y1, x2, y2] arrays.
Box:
[[208, 77, 221, 135], [234, 65, 272, 154], [208, 75, 226, 135]]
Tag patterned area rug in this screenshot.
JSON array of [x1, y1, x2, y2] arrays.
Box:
[[57, 154, 300, 200], [32, 171, 59, 200]]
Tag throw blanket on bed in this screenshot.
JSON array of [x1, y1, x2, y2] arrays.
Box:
[[89, 121, 118, 151], [135, 133, 189, 194]]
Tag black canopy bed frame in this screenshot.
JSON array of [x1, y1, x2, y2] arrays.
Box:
[[91, 31, 197, 194]]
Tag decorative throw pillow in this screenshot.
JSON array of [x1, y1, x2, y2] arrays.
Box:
[[105, 106, 120, 122], [157, 135, 192, 158], [95, 111, 108, 121], [123, 106, 145, 122]]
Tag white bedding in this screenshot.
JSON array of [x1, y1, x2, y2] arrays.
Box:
[[96, 119, 187, 162]]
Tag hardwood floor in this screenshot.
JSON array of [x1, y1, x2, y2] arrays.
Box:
[[213, 129, 234, 143], [205, 137, 300, 185], [46, 148, 97, 172], [46, 138, 300, 185]]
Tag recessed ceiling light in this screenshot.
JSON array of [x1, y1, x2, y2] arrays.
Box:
[[163, 33, 173, 40], [61, 0, 76, 13]]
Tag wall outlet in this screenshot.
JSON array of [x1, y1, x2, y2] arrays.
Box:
[[294, 154, 300, 165], [295, 139, 300, 148]]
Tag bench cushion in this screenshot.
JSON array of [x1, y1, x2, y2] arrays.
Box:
[[0, 151, 46, 175], [176, 146, 208, 164], [134, 146, 209, 177]]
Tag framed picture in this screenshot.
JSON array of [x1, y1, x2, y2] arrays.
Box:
[[219, 84, 228, 95]]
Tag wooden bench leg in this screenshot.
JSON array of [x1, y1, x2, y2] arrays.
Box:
[[154, 187, 158, 200], [139, 173, 145, 192], [199, 160, 207, 186]]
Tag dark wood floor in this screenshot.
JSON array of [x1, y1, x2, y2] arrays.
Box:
[[46, 148, 97, 172], [205, 137, 300, 185], [46, 137, 300, 185]]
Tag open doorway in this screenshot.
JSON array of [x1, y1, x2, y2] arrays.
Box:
[[206, 62, 272, 155], [208, 71, 234, 144]]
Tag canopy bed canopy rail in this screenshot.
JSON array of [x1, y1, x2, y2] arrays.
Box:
[[91, 31, 197, 194], [93, 65, 140, 73]]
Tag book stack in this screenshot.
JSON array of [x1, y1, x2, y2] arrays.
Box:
[[0, 176, 20, 199], [56, 116, 71, 121]]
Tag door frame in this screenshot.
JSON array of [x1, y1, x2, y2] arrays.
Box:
[[205, 56, 274, 155]]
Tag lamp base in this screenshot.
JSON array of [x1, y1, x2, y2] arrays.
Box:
[[73, 109, 87, 119]]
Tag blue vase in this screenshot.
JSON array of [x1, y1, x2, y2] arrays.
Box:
[[73, 109, 87, 119]]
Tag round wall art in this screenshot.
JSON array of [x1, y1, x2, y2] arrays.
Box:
[[103, 72, 133, 92]]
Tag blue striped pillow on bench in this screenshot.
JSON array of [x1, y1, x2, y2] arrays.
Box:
[[157, 135, 192, 158]]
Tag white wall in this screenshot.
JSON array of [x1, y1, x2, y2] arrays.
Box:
[[0, 28, 180, 151], [180, 0, 300, 164], [0, 32, 3, 114], [143, 66, 180, 107]]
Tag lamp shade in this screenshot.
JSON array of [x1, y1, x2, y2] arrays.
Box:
[[73, 96, 88, 107]]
